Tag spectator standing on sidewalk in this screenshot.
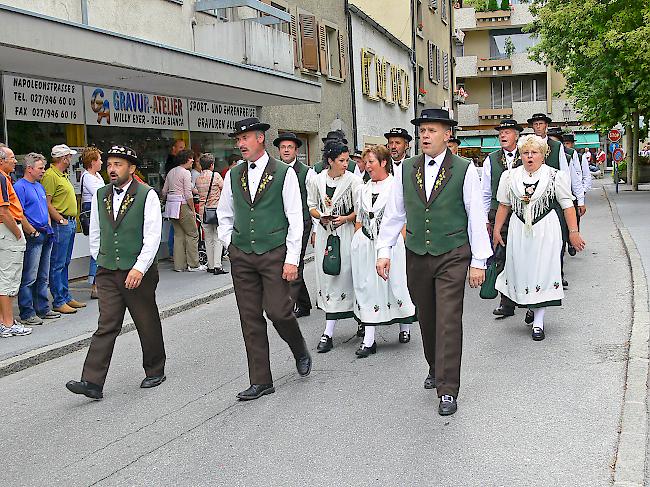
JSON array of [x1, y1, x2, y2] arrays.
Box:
[[80, 147, 105, 300], [0, 145, 31, 338], [164, 139, 186, 258], [195, 153, 227, 275], [14, 153, 61, 326], [162, 150, 205, 272], [41, 144, 86, 314]]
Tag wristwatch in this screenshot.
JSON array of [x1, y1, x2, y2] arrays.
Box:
[[59, 218, 65, 224]]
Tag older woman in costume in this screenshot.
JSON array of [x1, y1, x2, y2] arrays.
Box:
[[351, 145, 416, 357], [308, 142, 362, 352], [493, 135, 586, 341]]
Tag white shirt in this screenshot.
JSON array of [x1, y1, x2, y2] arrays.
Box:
[[480, 147, 518, 217], [392, 156, 406, 181], [217, 151, 303, 266], [377, 150, 493, 269], [568, 150, 586, 205], [89, 179, 162, 275], [581, 153, 593, 191], [582, 151, 592, 166], [81, 171, 105, 204]]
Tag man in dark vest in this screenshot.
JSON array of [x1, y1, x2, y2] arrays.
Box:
[[376, 109, 492, 416], [447, 136, 461, 156], [384, 127, 412, 180], [527, 113, 569, 172], [218, 118, 311, 401], [273, 132, 314, 318], [481, 119, 523, 318], [66, 146, 166, 400]]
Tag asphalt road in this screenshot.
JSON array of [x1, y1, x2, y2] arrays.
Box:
[[0, 187, 630, 486]]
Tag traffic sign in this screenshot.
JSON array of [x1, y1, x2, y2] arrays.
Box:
[[609, 142, 620, 153], [613, 148, 625, 163], [608, 129, 622, 142]]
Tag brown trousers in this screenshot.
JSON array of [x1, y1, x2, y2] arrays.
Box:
[[81, 265, 166, 387], [406, 244, 471, 398], [229, 244, 308, 385], [172, 203, 199, 271], [289, 219, 312, 311]]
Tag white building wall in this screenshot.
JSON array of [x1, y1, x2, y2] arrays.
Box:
[[351, 14, 415, 151]]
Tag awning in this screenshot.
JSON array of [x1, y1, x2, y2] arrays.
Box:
[[459, 136, 482, 148], [481, 136, 500, 151], [575, 132, 600, 149]]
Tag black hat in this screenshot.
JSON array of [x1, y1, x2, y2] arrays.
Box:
[[495, 119, 524, 132], [106, 145, 139, 166], [527, 113, 553, 124], [411, 108, 458, 127], [547, 126, 564, 141], [228, 117, 271, 137], [350, 148, 363, 158], [273, 132, 303, 148], [384, 127, 413, 142], [322, 129, 348, 145], [448, 137, 461, 146], [563, 133, 576, 142]]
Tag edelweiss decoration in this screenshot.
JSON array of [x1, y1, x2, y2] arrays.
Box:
[[433, 167, 447, 193], [256, 174, 274, 197], [415, 165, 424, 191]]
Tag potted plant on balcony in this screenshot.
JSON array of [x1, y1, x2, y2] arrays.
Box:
[[454, 87, 468, 103], [418, 87, 427, 103]]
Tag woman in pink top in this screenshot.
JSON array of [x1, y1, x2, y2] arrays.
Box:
[[162, 150, 204, 272], [195, 154, 226, 274]]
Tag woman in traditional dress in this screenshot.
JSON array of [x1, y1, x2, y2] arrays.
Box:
[[351, 145, 416, 357], [493, 134, 586, 341], [308, 142, 362, 352]]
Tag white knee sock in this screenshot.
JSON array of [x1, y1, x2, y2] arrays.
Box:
[[399, 324, 410, 333], [363, 326, 376, 347], [324, 319, 336, 338], [533, 308, 546, 329]]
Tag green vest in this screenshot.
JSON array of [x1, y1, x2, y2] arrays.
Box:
[[546, 138, 562, 170], [314, 159, 356, 174], [289, 160, 310, 221], [231, 157, 290, 254], [97, 180, 151, 271], [402, 151, 470, 256]]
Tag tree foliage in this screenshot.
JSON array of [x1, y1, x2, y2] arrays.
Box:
[[488, 0, 499, 11], [500, 0, 511, 10]]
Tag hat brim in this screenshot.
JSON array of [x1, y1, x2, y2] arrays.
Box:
[[321, 137, 348, 145], [410, 117, 458, 127], [273, 136, 303, 148], [106, 153, 140, 166], [228, 122, 271, 138], [527, 116, 552, 124], [495, 125, 523, 132], [448, 138, 461, 145], [384, 132, 413, 142]]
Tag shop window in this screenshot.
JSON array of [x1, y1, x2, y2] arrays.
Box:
[[6, 120, 70, 168]]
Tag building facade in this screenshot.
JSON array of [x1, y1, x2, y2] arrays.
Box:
[[0, 0, 320, 275], [453, 1, 599, 157]]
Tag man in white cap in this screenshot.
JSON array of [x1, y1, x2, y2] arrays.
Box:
[[41, 144, 85, 314]]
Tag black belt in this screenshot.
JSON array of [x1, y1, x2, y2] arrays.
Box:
[[61, 215, 76, 220]]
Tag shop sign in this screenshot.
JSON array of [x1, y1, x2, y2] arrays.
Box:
[[2, 74, 84, 124], [84, 86, 188, 130], [188, 100, 257, 133]]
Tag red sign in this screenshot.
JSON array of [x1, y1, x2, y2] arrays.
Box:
[[608, 129, 622, 142], [613, 148, 625, 163]]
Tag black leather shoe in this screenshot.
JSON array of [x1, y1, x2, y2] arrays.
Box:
[[355, 342, 377, 358], [296, 353, 312, 376], [562, 279, 569, 289], [493, 305, 515, 317], [356, 324, 365, 337], [532, 327, 545, 341], [568, 246, 577, 256], [66, 380, 103, 400], [140, 375, 166, 388], [213, 268, 228, 275], [525, 309, 534, 325], [398, 331, 411, 343], [294, 307, 311, 318], [423, 374, 436, 390], [237, 384, 275, 401], [316, 334, 333, 353], [438, 395, 457, 416]]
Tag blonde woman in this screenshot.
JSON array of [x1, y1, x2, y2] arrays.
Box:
[[493, 135, 586, 341]]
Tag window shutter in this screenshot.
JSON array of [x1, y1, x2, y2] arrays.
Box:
[[318, 23, 328, 75], [361, 49, 370, 95], [428, 41, 435, 81], [338, 32, 347, 80], [441, 0, 447, 22], [429, 0, 438, 10], [443, 52, 449, 90], [291, 14, 300, 68], [300, 14, 319, 71], [436, 46, 441, 83]]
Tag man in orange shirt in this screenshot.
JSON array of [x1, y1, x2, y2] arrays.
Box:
[[0, 145, 31, 337]]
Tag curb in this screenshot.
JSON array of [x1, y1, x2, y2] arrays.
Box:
[[0, 255, 315, 379], [604, 185, 650, 486]]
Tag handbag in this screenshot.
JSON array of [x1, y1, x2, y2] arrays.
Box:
[[78, 173, 91, 236], [322, 233, 341, 276], [480, 245, 505, 300], [202, 171, 219, 225]]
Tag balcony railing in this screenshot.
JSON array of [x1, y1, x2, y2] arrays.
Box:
[[477, 58, 512, 76], [479, 107, 513, 121], [475, 10, 512, 26]]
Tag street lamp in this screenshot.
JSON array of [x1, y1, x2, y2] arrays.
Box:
[[562, 102, 571, 127]]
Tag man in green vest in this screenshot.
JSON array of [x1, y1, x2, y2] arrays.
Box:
[[273, 132, 314, 319], [481, 119, 523, 318], [527, 113, 570, 172], [376, 108, 493, 416], [66, 146, 166, 400], [218, 118, 311, 401]]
